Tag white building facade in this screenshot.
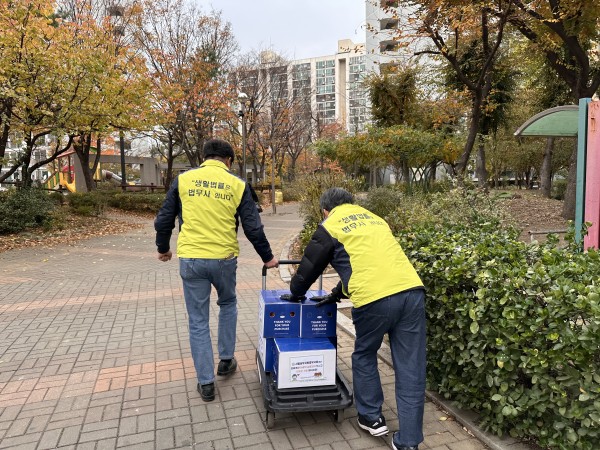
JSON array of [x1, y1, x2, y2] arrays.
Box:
[[289, 39, 370, 133]]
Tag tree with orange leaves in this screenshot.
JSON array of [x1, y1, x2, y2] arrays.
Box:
[[394, 0, 514, 184], [132, 0, 238, 189], [0, 0, 150, 189]]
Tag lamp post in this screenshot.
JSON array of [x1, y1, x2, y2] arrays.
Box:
[[237, 92, 249, 181], [270, 146, 276, 214], [119, 130, 127, 191]]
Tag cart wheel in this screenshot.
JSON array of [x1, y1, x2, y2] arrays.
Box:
[[334, 409, 344, 423], [266, 411, 275, 429]]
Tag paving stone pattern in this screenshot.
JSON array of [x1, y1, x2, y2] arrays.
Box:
[[0, 203, 486, 449]]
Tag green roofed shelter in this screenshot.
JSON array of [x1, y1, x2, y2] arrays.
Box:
[[514, 105, 579, 137]]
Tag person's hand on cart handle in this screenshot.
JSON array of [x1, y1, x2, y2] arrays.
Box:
[[279, 293, 306, 302], [312, 292, 341, 307], [264, 257, 279, 268]]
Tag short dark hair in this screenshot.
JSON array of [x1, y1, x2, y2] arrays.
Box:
[[203, 139, 235, 161], [320, 187, 354, 211]]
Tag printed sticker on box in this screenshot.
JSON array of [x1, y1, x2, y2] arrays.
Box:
[[289, 355, 325, 383], [273, 338, 336, 389]]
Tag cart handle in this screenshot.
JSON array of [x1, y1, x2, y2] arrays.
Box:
[[262, 259, 323, 291]]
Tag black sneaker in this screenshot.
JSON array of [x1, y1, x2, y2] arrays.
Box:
[[197, 383, 215, 402], [392, 443, 418, 450], [357, 414, 389, 436], [217, 358, 237, 376]]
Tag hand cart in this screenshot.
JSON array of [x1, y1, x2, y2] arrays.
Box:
[[257, 260, 353, 429]]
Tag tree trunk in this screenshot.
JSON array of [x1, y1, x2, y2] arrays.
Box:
[[0, 99, 14, 168], [475, 139, 488, 189], [539, 137, 554, 198], [456, 96, 482, 180], [562, 144, 577, 220], [91, 137, 102, 181], [74, 134, 95, 192], [164, 136, 176, 190], [20, 135, 35, 188], [401, 160, 410, 184], [0, 122, 11, 169], [288, 157, 297, 181], [429, 161, 437, 183], [370, 166, 377, 187]]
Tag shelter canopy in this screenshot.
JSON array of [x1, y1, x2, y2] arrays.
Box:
[[514, 105, 579, 137]]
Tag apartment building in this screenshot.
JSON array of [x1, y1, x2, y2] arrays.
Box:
[[290, 39, 369, 133], [235, 1, 426, 136], [365, 0, 419, 72]]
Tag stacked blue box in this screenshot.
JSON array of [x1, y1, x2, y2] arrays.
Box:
[[257, 290, 300, 372], [257, 289, 338, 379], [300, 296, 337, 338]]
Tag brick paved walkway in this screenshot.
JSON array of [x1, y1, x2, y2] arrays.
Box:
[[0, 203, 486, 449]]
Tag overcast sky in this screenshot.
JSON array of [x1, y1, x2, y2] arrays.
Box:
[[193, 0, 367, 60]]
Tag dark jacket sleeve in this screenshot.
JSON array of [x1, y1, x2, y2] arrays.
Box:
[[290, 225, 334, 296], [154, 178, 180, 254], [248, 184, 259, 203], [237, 183, 274, 262]]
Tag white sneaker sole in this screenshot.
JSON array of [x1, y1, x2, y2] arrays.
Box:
[[358, 419, 389, 436]]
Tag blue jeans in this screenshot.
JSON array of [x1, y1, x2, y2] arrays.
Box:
[[351, 289, 426, 448], [179, 257, 238, 385]]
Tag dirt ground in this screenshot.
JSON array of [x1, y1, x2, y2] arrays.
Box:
[[500, 189, 569, 242], [0, 190, 568, 254], [0, 209, 147, 253]]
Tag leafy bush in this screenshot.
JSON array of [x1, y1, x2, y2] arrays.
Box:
[[399, 224, 599, 449], [295, 172, 364, 251], [552, 178, 567, 200], [67, 192, 107, 216], [106, 192, 166, 213], [0, 188, 58, 234], [361, 187, 515, 236], [358, 185, 406, 219], [66, 191, 166, 216], [296, 172, 364, 227], [296, 183, 598, 447], [282, 183, 303, 202]]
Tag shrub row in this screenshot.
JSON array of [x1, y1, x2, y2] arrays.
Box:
[[67, 190, 166, 216], [0, 188, 60, 234], [296, 183, 598, 448], [399, 222, 599, 449], [292, 172, 364, 248], [0, 187, 167, 235]]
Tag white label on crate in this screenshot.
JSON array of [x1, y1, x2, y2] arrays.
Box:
[[289, 355, 325, 382]]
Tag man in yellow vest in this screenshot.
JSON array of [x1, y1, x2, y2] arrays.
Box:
[[155, 139, 278, 402], [288, 187, 425, 450]]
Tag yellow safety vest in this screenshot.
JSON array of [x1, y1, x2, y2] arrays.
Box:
[[176, 160, 246, 258], [322, 203, 423, 308]]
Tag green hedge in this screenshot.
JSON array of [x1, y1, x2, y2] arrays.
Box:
[[66, 190, 166, 216], [294, 172, 364, 248], [399, 223, 599, 449], [0, 188, 59, 234], [106, 192, 166, 213], [68, 192, 107, 216], [296, 185, 598, 447]]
